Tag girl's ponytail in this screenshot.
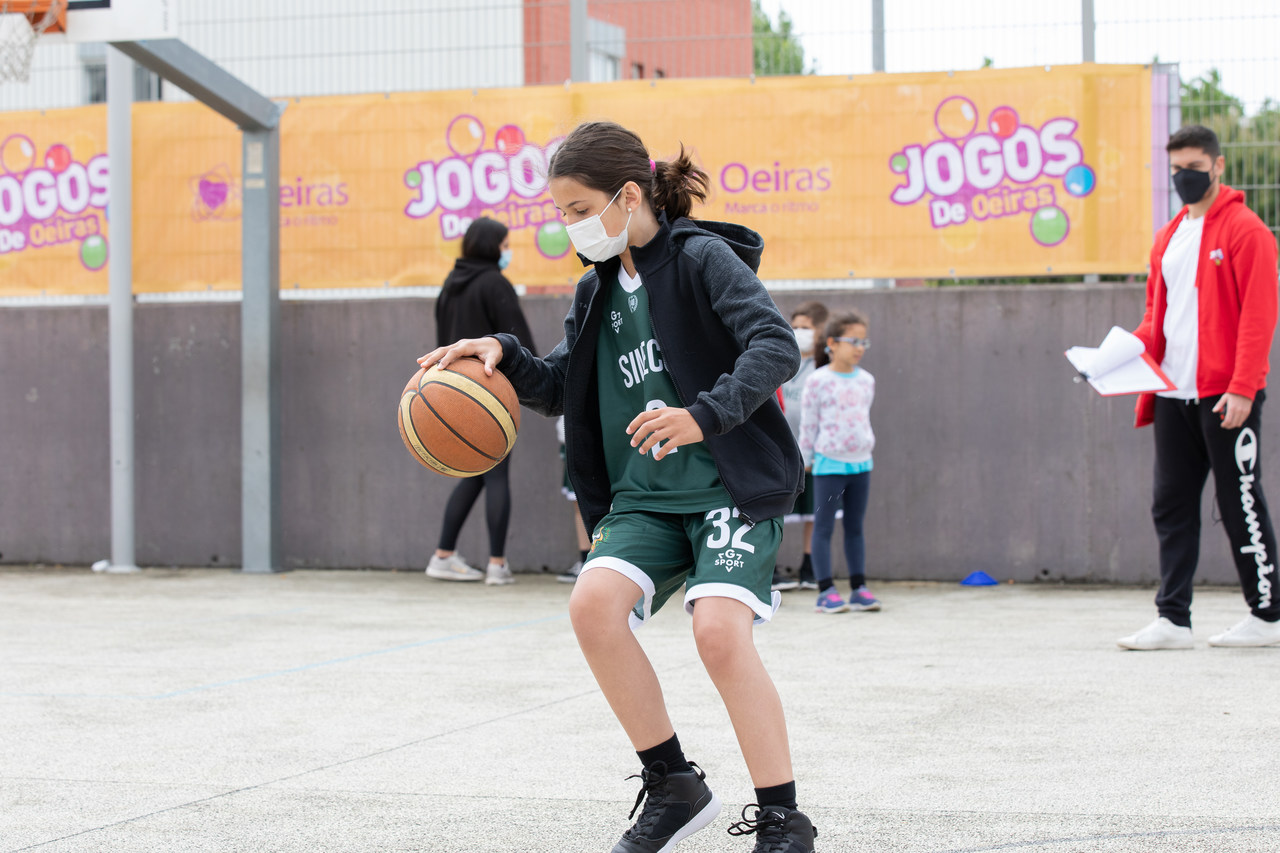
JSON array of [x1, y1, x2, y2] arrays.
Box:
[[650, 145, 709, 220], [548, 121, 708, 220]]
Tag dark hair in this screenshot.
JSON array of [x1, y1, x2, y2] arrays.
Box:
[[548, 121, 709, 220], [1167, 124, 1221, 159], [825, 311, 868, 342], [791, 300, 829, 330], [461, 217, 508, 263]]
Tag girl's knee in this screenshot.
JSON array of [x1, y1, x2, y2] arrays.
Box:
[[568, 572, 635, 639], [692, 603, 752, 671]]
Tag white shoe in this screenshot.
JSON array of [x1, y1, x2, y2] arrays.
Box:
[[1117, 617, 1194, 650], [1208, 615, 1280, 647], [556, 561, 583, 584], [426, 553, 483, 582], [485, 561, 515, 586]]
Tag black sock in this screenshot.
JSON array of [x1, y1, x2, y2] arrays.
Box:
[[755, 781, 797, 810], [637, 733, 692, 774], [579, 549, 588, 563], [819, 578, 834, 593], [800, 553, 812, 573]]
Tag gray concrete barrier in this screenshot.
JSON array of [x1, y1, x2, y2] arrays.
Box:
[[3, 284, 1273, 584]]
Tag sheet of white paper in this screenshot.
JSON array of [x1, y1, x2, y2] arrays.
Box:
[[1087, 357, 1173, 395], [1084, 326, 1145, 379], [1065, 345, 1097, 376], [1065, 344, 1171, 395]]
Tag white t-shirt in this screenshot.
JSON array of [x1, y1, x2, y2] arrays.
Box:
[[1158, 214, 1205, 399]]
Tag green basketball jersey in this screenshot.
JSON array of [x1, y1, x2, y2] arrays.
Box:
[[595, 269, 728, 513]]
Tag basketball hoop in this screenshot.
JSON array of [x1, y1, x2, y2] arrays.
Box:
[[0, 0, 67, 83]]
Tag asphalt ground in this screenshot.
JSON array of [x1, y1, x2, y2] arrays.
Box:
[[2, 567, 1277, 852]]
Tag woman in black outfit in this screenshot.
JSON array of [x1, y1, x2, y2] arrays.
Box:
[[425, 217, 536, 585]]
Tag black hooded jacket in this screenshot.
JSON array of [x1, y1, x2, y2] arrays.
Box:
[[436, 258, 536, 352], [492, 215, 803, 531]]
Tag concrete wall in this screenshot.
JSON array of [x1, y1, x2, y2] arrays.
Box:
[[3, 285, 1275, 584]]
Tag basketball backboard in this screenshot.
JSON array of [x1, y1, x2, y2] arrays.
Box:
[[55, 0, 176, 43]]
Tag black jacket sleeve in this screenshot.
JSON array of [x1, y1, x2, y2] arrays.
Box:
[[483, 272, 537, 354]]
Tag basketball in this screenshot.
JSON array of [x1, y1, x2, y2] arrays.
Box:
[[398, 357, 521, 477]]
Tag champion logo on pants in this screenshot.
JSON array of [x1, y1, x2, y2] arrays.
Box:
[[1235, 428, 1275, 610]]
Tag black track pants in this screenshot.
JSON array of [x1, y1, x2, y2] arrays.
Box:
[[1152, 391, 1280, 626]]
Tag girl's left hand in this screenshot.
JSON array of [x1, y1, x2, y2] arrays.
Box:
[[627, 407, 704, 460]]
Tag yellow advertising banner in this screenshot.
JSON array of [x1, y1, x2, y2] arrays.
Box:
[[0, 64, 1153, 296]]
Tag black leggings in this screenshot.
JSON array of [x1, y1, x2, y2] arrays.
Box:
[[436, 455, 512, 558]]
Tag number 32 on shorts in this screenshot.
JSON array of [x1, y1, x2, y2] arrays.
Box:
[[704, 507, 756, 553]]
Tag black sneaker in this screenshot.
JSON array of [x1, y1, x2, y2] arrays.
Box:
[[771, 568, 799, 592], [797, 564, 818, 591], [611, 761, 721, 853], [727, 804, 817, 852]]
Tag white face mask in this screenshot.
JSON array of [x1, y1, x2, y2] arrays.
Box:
[[565, 186, 632, 262], [793, 327, 815, 354]]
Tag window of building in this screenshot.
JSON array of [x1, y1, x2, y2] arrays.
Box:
[[631, 62, 644, 79], [78, 43, 162, 104], [587, 17, 626, 83], [589, 51, 619, 82]]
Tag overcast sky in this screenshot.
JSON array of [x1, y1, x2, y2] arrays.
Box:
[[758, 0, 1279, 112]]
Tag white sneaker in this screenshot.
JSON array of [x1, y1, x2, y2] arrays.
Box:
[[426, 553, 483, 582], [556, 561, 583, 584], [1208, 615, 1280, 648], [485, 561, 515, 586], [1117, 617, 1194, 650]]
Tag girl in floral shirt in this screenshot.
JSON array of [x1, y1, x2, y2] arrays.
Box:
[[798, 311, 879, 613]]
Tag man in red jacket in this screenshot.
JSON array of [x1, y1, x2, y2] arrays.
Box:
[[1118, 125, 1280, 650]]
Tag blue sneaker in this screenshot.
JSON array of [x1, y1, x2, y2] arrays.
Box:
[[849, 585, 881, 611], [814, 589, 850, 614]]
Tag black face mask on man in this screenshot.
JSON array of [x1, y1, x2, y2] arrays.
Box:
[[1172, 168, 1214, 205]]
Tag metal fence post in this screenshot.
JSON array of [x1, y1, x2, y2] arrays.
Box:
[[871, 0, 892, 288], [570, 0, 588, 83], [1081, 0, 1095, 63], [871, 0, 885, 73]]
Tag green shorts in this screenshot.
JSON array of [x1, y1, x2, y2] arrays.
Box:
[[583, 505, 783, 628]]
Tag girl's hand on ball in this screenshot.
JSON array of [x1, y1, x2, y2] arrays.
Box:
[[418, 336, 504, 376]]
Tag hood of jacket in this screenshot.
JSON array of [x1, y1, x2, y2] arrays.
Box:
[[443, 257, 498, 294], [1205, 184, 1247, 221]]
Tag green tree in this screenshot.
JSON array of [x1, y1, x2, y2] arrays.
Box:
[[1180, 68, 1279, 243], [753, 1, 808, 76]]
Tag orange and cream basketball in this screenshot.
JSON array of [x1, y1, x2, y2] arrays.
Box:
[[398, 357, 520, 477]]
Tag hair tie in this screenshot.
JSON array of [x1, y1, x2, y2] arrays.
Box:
[[649, 158, 656, 174]]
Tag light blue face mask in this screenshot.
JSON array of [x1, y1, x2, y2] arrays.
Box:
[[498, 248, 512, 270]]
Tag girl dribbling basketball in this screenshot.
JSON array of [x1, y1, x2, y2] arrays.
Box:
[[418, 121, 815, 853]]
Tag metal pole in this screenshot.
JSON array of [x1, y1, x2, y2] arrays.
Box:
[[1081, 0, 1095, 63], [1080, 0, 1099, 282], [570, 0, 588, 82], [240, 129, 282, 573], [106, 47, 138, 573], [870, 1, 891, 286], [871, 0, 885, 73]]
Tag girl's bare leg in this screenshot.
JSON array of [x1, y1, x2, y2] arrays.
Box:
[[569, 569, 674, 749], [691, 597, 793, 787]]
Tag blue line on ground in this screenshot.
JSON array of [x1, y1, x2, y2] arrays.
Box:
[[147, 614, 568, 699], [0, 613, 568, 701]]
